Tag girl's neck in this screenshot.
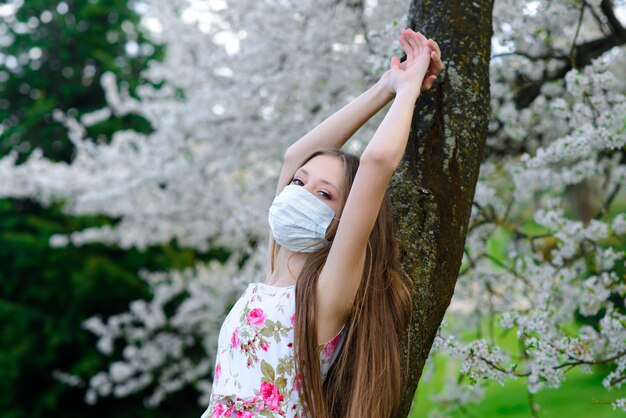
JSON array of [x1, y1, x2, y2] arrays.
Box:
[[266, 247, 309, 286]]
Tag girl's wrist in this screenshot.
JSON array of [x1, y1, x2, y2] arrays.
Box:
[[394, 79, 423, 96], [393, 85, 421, 102], [371, 79, 396, 103]]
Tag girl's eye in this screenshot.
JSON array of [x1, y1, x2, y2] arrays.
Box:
[[291, 178, 304, 186], [319, 191, 331, 200]]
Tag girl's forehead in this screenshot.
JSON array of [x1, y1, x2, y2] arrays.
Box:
[[301, 154, 343, 171], [298, 155, 344, 188]]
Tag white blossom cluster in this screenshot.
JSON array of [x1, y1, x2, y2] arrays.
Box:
[[53, 245, 263, 407], [1, 0, 625, 413], [434, 334, 515, 386], [615, 397, 626, 412], [0, 0, 406, 252], [424, 0, 626, 413]]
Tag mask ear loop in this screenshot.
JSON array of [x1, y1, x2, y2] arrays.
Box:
[[323, 215, 342, 247]]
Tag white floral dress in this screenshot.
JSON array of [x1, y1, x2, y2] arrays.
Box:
[[200, 282, 347, 418]]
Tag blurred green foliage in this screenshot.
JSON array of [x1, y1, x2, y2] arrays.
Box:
[[0, 198, 228, 418], [0, 1, 220, 417], [0, 0, 159, 164], [411, 336, 620, 418]]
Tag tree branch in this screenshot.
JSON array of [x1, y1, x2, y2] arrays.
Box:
[[514, 0, 626, 109], [568, 0, 588, 68], [600, 0, 626, 38]]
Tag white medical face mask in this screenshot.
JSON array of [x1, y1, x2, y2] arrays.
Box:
[[268, 184, 338, 253]]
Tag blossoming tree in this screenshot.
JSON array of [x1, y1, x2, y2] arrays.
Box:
[[1, 0, 625, 416]]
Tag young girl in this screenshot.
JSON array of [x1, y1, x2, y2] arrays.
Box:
[[202, 29, 443, 418]]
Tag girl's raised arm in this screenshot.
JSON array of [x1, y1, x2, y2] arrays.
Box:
[[275, 82, 393, 196], [274, 38, 442, 197], [316, 29, 437, 341]]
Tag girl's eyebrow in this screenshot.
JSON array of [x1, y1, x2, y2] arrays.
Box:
[[298, 168, 339, 192]]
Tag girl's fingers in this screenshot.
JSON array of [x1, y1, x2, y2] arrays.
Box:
[[415, 31, 432, 57], [424, 75, 437, 91], [400, 29, 437, 66], [390, 55, 400, 71], [427, 40, 444, 76], [405, 30, 422, 55], [414, 31, 428, 44], [399, 34, 414, 61], [428, 38, 441, 57], [413, 31, 428, 49], [402, 31, 417, 58], [431, 50, 444, 73]]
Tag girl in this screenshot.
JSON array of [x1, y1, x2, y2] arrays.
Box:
[[202, 29, 443, 418]]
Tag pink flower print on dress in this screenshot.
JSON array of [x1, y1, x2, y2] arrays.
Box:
[[245, 395, 263, 410], [323, 332, 341, 358], [213, 403, 224, 417], [224, 405, 235, 416], [246, 308, 267, 326], [214, 362, 221, 383], [204, 283, 344, 417], [231, 327, 240, 348], [259, 381, 284, 411]]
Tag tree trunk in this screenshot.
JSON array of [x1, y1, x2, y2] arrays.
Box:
[[392, 1, 494, 416]]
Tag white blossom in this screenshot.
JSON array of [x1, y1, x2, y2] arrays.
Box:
[[1, 0, 625, 412]]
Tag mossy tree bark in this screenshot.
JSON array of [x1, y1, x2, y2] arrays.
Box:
[[392, 1, 495, 416]]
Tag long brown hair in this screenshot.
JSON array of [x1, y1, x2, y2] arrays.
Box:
[[269, 147, 414, 417]]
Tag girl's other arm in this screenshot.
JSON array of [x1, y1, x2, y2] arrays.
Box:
[[275, 37, 442, 196], [316, 29, 435, 341], [275, 82, 393, 195]]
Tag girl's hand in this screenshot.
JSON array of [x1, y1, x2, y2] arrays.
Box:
[[378, 29, 443, 95], [389, 29, 431, 94], [421, 38, 444, 92]]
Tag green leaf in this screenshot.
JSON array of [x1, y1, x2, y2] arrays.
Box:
[[261, 359, 275, 381], [275, 377, 287, 390]]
